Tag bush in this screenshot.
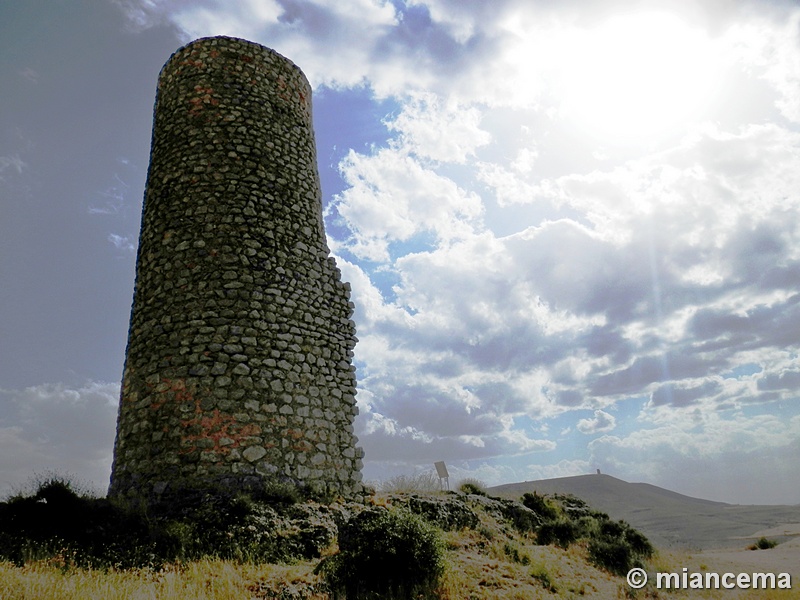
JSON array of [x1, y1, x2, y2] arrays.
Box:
[[588, 537, 637, 576], [525, 492, 653, 576], [499, 501, 541, 534], [530, 564, 557, 593], [624, 525, 654, 557], [0, 476, 337, 569], [521, 492, 558, 521], [0, 477, 156, 568], [149, 492, 289, 563], [316, 506, 445, 599], [503, 542, 530, 565], [458, 479, 487, 496], [7, 472, 99, 502], [586, 520, 653, 576], [750, 537, 778, 550], [536, 518, 578, 548]]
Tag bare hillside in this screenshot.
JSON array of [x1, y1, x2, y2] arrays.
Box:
[[490, 474, 800, 550]]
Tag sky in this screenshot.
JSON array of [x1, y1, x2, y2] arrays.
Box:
[[1, 0, 799, 505]]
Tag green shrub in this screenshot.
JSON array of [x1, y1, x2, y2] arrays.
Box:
[[316, 506, 445, 599], [7, 472, 99, 502], [527, 493, 653, 576], [148, 489, 336, 563], [458, 478, 488, 496], [588, 537, 636, 576], [750, 537, 778, 550], [403, 494, 480, 531], [0, 477, 157, 568], [0, 475, 335, 569], [530, 564, 557, 593], [624, 525, 654, 557], [586, 520, 653, 576], [255, 479, 303, 506], [551, 494, 608, 520], [536, 518, 579, 548], [521, 492, 559, 521], [503, 542, 530, 565]]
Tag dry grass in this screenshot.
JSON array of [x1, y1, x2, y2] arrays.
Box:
[[4, 487, 798, 600], [375, 472, 443, 494], [0, 506, 623, 599], [0, 543, 624, 600], [0, 559, 328, 600], [435, 527, 624, 599], [6, 539, 798, 599]]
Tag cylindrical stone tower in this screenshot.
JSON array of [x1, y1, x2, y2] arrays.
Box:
[[109, 36, 364, 504]]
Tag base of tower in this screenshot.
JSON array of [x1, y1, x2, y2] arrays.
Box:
[[109, 472, 369, 512]]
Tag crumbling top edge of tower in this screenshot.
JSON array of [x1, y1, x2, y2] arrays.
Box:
[[160, 35, 310, 87]]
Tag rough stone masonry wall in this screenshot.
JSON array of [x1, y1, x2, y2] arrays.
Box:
[[109, 36, 364, 504]]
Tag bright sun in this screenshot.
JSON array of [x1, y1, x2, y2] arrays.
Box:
[[558, 12, 720, 145]]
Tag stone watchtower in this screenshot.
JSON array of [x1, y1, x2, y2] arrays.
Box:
[[109, 36, 364, 503]]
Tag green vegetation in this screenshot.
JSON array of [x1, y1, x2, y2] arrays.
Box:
[[316, 506, 445, 599], [1, 474, 659, 598], [457, 478, 488, 496], [531, 493, 654, 576], [0, 475, 334, 570], [521, 491, 559, 521], [530, 563, 558, 593], [749, 536, 779, 550], [502, 541, 531, 565]]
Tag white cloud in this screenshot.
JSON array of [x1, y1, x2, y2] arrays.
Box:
[[111, 0, 800, 501], [337, 113, 800, 491], [589, 412, 800, 504], [331, 146, 482, 261], [523, 459, 593, 482], [122, 0, 399, 90], [406, 0, 514, 44], [577, 409, 617, 434], [108, 233, 136, 252], [386, 93, 491, 163], [727, 12, 800, 123], [0, 155, 26, 182], [477, 162, 539, 207]]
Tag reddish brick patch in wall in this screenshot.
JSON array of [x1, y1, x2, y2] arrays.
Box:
[[179, 395, 263, 457]]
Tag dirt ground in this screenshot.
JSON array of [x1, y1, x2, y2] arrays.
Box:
[[696, 527, 800, 581]]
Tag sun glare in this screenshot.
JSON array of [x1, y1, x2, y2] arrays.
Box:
[[558, 12, 721, 146]]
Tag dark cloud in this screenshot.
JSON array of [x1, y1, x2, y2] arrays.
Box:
[[757, 369, 800, 392], [373, 383, 506, 438], [358, 410, 553, 463], [553, 389, 583, 407], [579, 324, 631, 362], [591, 353, 726, 398], [690, 294, 800, 353], [649, 380, 721, 407]]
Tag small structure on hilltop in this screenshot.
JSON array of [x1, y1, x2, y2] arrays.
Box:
[[434, 461, 450, 491], [109, 36, 365, 505]]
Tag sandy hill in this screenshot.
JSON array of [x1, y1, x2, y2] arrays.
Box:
[[489, 474, 800, 550]]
